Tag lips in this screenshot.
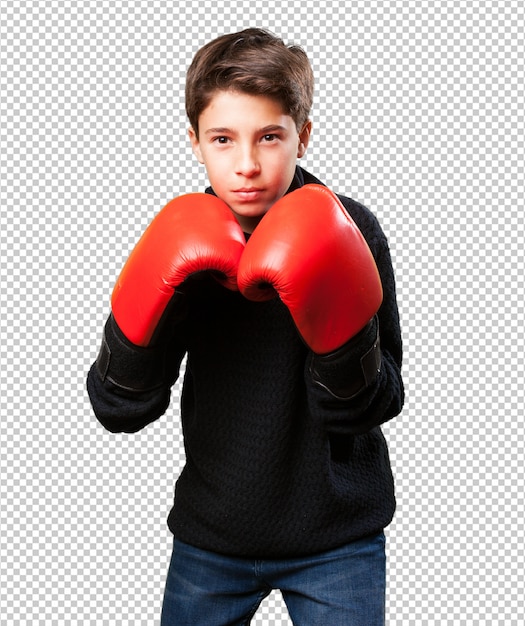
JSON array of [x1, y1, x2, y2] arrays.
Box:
[[232, 188, 264, 202]]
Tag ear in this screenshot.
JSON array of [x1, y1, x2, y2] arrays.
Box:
[[297, 120, 312, 158], [188, 127, 204, 164]]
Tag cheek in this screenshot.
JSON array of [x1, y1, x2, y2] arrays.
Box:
[[202, 155, 226, 181], [209, 169, 233, 199], [274, 151, 299, 184]]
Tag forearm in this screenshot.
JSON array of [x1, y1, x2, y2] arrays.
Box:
[[86, 362, 173, 433], [307, 336, 404, 435], [87, 314, 185, 433], [307, 222, 404, 435]]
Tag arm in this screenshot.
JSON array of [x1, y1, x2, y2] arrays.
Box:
[[307, 228, 404, 434], [238, 184, 403, 435], [86, 193, 245, 433]]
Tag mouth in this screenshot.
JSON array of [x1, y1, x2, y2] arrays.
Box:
[[232, 188, 265, 202]]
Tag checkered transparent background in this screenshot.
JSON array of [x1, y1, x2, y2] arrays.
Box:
[[1, 0, 524, 624]]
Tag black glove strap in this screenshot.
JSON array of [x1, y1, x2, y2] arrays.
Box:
[[360, 329, 382, 387], [95, 315, 167, 393], [310, 317, 381, 401]]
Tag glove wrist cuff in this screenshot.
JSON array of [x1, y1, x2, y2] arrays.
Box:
[[310, 316, 381, 400], [95, 315, 166, 392]]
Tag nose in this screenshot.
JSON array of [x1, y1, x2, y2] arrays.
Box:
[[235, 145, 260, 178]]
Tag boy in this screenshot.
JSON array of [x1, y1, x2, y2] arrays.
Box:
[[87, 28, 404, 625]]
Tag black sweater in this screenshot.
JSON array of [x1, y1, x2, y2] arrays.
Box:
[[87, 167, 404, 558]]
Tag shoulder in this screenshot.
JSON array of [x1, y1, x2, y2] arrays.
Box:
[[298, 167, 388, 251], [336, 194, 387, 248]]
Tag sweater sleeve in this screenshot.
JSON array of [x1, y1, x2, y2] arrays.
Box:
[[306, 199, 404, 435]]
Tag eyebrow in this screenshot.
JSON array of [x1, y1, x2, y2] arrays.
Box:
[[204, 127, 232, 135], [204, 125, 288, 135]]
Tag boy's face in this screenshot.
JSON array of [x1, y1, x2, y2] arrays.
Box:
[[189, 90, 311, 233]]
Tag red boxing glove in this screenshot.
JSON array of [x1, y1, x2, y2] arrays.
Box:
[[238, 185, 382, 355], [111, 193, 245, 347]]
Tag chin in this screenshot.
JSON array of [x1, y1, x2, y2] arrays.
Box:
[[232, 205, 269, 219]]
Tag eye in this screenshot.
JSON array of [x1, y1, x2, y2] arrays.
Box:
[[262, 134, 278, 142], [213, 136, 230, 144]]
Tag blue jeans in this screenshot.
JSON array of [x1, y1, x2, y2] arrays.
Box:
[[161, 532, 386, 626]]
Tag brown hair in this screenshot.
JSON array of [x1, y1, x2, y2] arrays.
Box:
[[185, 28, 314, 138]]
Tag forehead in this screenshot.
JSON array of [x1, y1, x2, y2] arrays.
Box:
[[198, 90, 293, 129]]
